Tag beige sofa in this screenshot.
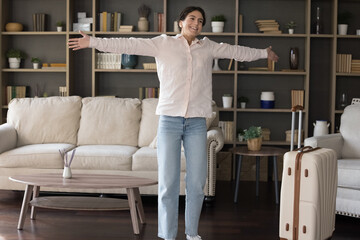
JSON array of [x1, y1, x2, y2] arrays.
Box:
[[0, 96, 224, 197], [305, 104, 360, 218]]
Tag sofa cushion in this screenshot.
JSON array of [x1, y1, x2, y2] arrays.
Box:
[[138, 98, 159, 147], [340, 104, 360, 158], [70, 145, 138, 171], [77, 97, 141, 146], [0, 143, 75, 169], [7, 96, 82, 147], [337, 159, 360, 190], [132, 147, 186, 172]]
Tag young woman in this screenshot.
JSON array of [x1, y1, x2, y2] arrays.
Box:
[[68, 6, 278, 240]]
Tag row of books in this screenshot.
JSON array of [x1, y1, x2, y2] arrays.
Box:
[[218, 121, 234, 142], [33, 13, 46, 31], [139, 87, 159, 99], [6, 86, 27, 105], [96, 53, 122, 69], [336, 54, 358, 73], [42, 63, 67, 70], [255, 19, 281, 34], [98, 12, 122, 32]]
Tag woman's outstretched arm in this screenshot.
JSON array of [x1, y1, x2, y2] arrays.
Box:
[[68, 31, 90, 51]]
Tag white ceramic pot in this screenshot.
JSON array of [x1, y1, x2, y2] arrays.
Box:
[[313, 120, 330, 136], [288, 29, 294, 34], [222, 96, 233, 108], [8, 58, 21, 69], [338, 24, 348, 35], [211, 21, 224, 33], [33, 63, 40, 69], [240, 102, 246, 109], [57, 26, 63, 32], [63, 166, 72, 179]]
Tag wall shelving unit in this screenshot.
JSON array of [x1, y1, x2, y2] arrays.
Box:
[[1, 0, 359, 148]]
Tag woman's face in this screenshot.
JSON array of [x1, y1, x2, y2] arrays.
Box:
[[179, 10, 204, 39]]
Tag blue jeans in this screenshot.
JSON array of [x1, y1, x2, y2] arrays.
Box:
[[157, 115, 207, 239]]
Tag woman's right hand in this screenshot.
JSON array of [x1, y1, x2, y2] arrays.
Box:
[[68, 31, 90, 50]]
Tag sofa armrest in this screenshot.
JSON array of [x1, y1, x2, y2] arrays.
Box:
[[0, 123, 17, 154], [205, 127, 224, 197], [304, 133, 343, 159]]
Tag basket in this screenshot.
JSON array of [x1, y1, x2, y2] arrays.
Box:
[[143, 63, 157, 70], [285, 129, 304, 143]]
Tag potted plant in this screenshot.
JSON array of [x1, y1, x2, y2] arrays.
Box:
[[6, 49, 26, 69], [31, 57, 41, 69], [238, 96, 249, 109], [237, 129, 245, 142], [243, 126, 262, 151], [222, 93, 233, 108], [56, 21, 64, 32], [211, 15, 226, 33], [338, 11, 352, 35], [137, 4, 150, 32], [286, 21, 297, 34]]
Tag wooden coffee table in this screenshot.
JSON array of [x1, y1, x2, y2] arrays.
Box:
[[9, 173, 157, 235]]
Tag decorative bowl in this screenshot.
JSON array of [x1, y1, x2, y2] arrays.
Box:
[[5, 22, 23, 32]]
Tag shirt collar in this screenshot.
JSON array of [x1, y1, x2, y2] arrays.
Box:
[[175, 34, 201, 46]]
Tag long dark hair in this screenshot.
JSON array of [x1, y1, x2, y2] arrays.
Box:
[[178, 6, 206, 30]]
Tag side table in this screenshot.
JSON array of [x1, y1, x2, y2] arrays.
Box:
[[231, 146, 287, 204]]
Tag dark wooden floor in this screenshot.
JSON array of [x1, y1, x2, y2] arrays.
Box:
[[0, 181, 359, 240]]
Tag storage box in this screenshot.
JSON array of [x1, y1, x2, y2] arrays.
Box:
[[262, 128, 271, 141], [285, 129, 304, 143], [73, 23, 91, 31]]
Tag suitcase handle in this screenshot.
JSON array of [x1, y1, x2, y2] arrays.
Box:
[[291, 105, 304, 112]]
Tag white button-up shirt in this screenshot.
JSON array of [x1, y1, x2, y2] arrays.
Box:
[[89, 34, 267, 118]]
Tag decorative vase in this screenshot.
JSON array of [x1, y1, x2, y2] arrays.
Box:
[[222, 96, 233, 108], [137, 17, 149, 32], [247, 137, 262, 151], [211, 21, 224, 33], [289, 47, 299, 70], [5, 22, 23, 32], [63, 166, 72, 179], [313, 120, 329, 136], [8, 58, 21, 69], [338, 24, 348, 35], [213, 59, 221, 71], [121, 54, 138, 69]]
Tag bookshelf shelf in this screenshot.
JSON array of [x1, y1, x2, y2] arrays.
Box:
[[94, 69, 157, 73], [2, 68, 67, 73], [2, 32, 67, 36], [238, 33, 307, 38], [237, 70, 307, 75]]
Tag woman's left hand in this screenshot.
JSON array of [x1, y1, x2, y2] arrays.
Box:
[[267, 46, 279, 62]]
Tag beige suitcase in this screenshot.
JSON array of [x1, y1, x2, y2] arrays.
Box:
[[279, 147, 337, 240]]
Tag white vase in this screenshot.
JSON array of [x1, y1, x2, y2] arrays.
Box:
[[63, 166, 72, 179], [288, 29, 294, 34], [313, 120, 329, 136], [240, 102, 246, 109], [222, 96, 233, 108], [211, 21, 224, 33], [137, 17, 149, 32], [57, 26, 63, 32], [338, 24, 348, 35], [213, 59, 221, 71], [8, 58, 21, 69]]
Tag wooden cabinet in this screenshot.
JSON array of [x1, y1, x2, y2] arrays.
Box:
[[1, 0, 358, 145]]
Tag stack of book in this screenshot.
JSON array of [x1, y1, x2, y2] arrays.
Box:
[[139, 87, 159, 99], [119, 25, 133, 32], [42, 63, 66, 70], [336, 54, 352, 73], [98, 12, 122, 31], [351, 59, 360, 73], [96, 53, 122, 69], [291, 90, 304, 108], [6, 86, 27, 104], [32, 13, 46, 31], [255, 19, 281, 34], [218, 121, 234, 142]]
